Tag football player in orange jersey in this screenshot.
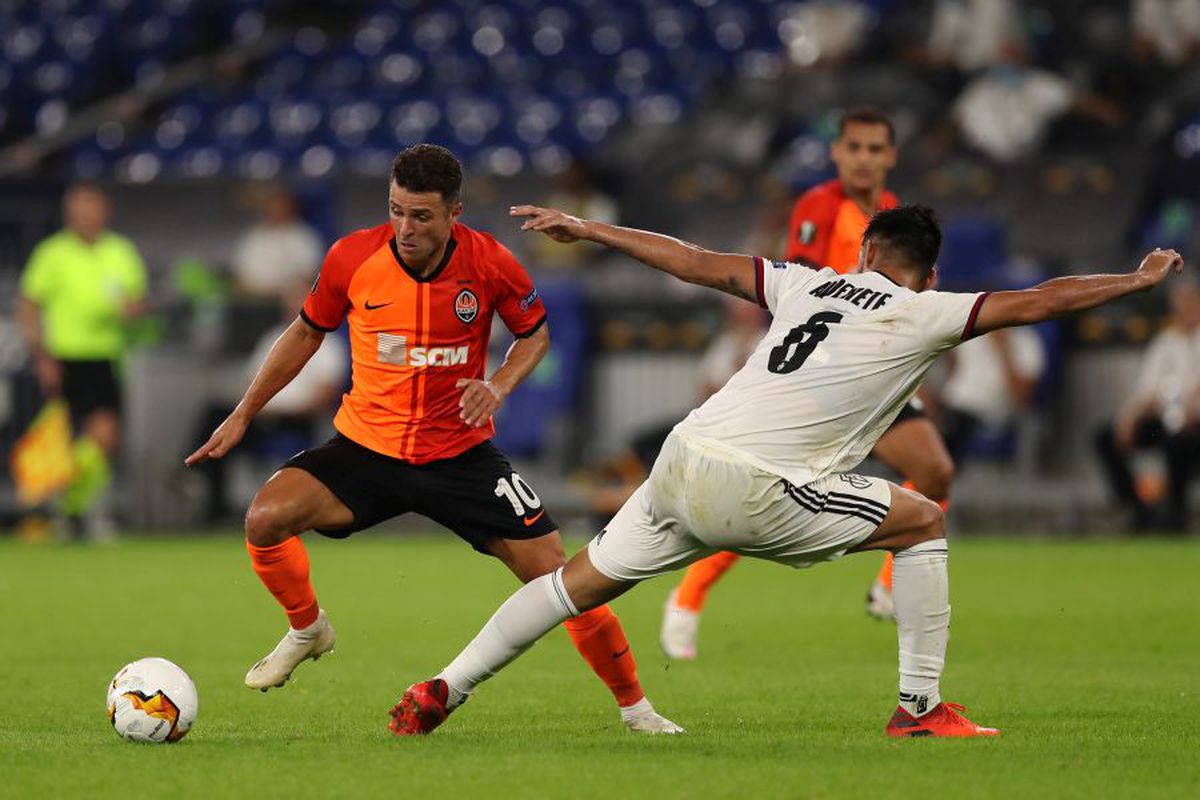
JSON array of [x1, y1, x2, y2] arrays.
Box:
[[661, 109, 956, 659], [187, 144, 680, 734]]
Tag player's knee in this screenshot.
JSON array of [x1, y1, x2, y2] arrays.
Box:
[[244, 500, 293, 546], [914, 457, 955, 503], [917, 497, 945, 541]]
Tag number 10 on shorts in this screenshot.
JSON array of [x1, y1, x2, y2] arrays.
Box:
[[494, 474, 542, 516]]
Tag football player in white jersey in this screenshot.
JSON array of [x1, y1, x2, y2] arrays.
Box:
[[388, 204, 1183, 738]]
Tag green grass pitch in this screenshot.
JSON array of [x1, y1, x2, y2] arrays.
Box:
[[2, 533, 1198, 799]]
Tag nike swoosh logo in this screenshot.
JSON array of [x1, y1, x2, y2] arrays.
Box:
[[365, 301, 392, 310], [611, 646, 630, 659], [522, 510, 546, 527]]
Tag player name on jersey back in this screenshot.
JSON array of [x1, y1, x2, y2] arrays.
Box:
[[808, 276, 893, 311]]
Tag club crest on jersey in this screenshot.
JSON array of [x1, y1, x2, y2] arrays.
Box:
[[454, 289, 479, 324], [799, 220, 816, 245]]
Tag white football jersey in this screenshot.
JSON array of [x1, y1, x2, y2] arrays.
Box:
[[675, 258, 988, 487]]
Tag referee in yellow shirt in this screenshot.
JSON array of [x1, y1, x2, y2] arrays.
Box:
[[17, 184, 148, 537]]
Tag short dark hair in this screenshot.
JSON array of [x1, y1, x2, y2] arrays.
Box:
[[862, 205, 941, 279], [837, 106, 895, 145], [391, 144, 463, 204]]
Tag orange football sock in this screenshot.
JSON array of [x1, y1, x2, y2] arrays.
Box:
[[563, 605, 644, 707], [246, 538, 320, 630], [887, 481, 950, 592], [674, 550, 741, 612], [876, 552, 895, 591]]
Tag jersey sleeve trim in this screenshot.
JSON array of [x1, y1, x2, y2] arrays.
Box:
[[513, 314, 547, 339], [753, 256, 767, 309], [299, 309, 338, 333], [961, 292, 990, 340]]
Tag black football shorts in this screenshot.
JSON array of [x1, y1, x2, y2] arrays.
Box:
[[888, 397, 928, 430], [60, 359, 122, 431], [283, 434, 557, 553]]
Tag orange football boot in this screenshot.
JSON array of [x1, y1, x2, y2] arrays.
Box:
[[388, 679, 451, 736], [885, 702, 999, 738]]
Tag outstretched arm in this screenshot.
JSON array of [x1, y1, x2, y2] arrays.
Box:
[[972, 249, 1184, 335], [512, 205, 758, 301], [185, 317, 325, 465]]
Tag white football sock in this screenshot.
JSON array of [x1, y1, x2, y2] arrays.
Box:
[[619, 697, 653, 717], [893, 538, 949, 717], [438, 567, 578, 709]]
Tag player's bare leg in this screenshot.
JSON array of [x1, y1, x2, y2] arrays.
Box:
[[849, 483, 997, 737], [242, 468, 354, 691], [390, 532, 681, 735], [865, 417, 955, 620], [390, 546, 651, 736]]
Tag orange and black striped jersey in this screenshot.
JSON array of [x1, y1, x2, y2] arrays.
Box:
[[301, 221, 547, 464]]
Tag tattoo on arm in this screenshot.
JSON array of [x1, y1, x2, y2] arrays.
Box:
[[716, 275, 753, 301]]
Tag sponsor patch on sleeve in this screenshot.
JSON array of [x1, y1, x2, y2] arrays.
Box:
[[518, 288, 540, 313]]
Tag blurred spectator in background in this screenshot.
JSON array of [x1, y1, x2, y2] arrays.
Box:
[[530, 161, 617, 270], [937, 327, 1046, 462], [230, 186, 323, 299], [16, 184, 148, 539], [780, 1, 875, 66], [584, 298, 769, 517], [1133, 0, 1200, 67], [890, 0, 1020, 101], [946, 40, 1124, 162], [925, 0, 1021, 73], [1095, 280, 1200, 532], [188, 281, 346, 524]]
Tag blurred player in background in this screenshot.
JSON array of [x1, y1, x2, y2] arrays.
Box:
[[389, 203, 1182, 739], [16, 184, 148, 539], [662, 108, 955, 659], [185, 144, 679, 735]]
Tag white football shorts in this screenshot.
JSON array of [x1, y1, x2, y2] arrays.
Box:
[[587, 430, 893, 582]]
